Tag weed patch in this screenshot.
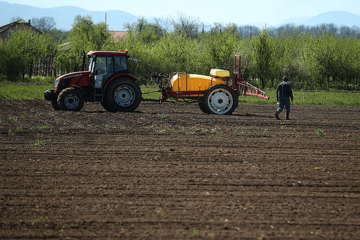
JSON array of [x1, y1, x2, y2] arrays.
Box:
[[315, 129, 325, 137]]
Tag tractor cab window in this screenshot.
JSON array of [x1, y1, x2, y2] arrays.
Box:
[[95, 56, 113, 79], [114, 56, 128, 72], [93, 56, 114, 88]]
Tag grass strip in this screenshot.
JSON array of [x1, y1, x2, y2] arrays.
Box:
[[0, 84, 52, 100], [1, 84, 359, 107]]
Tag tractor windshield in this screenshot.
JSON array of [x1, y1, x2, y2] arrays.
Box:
[[88, 57, 94, 72]]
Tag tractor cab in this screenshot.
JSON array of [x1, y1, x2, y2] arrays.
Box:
[[87, 51, 129, 89]]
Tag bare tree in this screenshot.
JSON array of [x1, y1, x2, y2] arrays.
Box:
[[123, 22, 134, 32], [31, 17, 56, 32], [210, 22, 224, 33], [123, 17, 148, 34], [153, 17, 172, 34], [224, 23, 238, 34], [10, 16, 22, 22], [326, 23, 338, 35], [339, 26, 351, 37], [238, 25, 260, 38], [171, 12, 200, 38]]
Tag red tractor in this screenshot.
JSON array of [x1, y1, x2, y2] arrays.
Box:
[[44, 50, 142, 112], [45, 51, 269, 114]]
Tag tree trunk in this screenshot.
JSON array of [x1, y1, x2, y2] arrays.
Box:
[[29, 62, 33, 78], [260, 77, 265, 88]]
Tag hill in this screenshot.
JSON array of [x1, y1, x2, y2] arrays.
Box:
[[1, 1, 360, 31], [277, 11, 360, 27]]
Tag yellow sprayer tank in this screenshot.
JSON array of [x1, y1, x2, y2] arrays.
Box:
[[170, 72, 227, 96]]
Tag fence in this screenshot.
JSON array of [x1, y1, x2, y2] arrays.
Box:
[[29, 55, 56, 77], [26, 54, 89, 78]]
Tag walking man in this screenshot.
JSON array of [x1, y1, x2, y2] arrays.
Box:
[[275, 77, 293, 120]]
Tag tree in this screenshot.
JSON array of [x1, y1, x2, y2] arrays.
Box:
[[171, 12, 200, 38], [31, 17, 56, 33], [124, 17, 164, 43], [55, 15, 111, 73], [251, 28, 274, 88], [153, 17, 172, 34], [205, 31, 238, 71], [238, 25, 259, 38], [46, 29, 69, 43]]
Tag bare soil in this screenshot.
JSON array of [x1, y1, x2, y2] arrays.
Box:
[[1, 99, 360, 239]]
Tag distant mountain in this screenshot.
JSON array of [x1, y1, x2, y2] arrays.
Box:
[[0, 1, 139, 31], [277, 11, 360, 27], [1, 1, 360, 31], [230, 11, 360, 29], [276, 16, 313, 27]]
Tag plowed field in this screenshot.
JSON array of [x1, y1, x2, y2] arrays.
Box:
[[1, 99, 360, 239]]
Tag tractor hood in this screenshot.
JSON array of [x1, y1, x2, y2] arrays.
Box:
[[58, 71, 90, 80], [55, 71, 92, 92]]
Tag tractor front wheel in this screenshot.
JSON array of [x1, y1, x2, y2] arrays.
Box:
[[57, 87, 84, 111], [51, 101, 61, 111], [204, 84, 236, 115], [105, 78, 141, 112]]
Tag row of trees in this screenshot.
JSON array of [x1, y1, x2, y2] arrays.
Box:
[[110, 17, 360, 89], [1, 14, 360, 90]]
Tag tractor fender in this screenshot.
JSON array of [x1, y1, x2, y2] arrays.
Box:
[[72, 85, 88, 103], [103, 74, 138, 90]]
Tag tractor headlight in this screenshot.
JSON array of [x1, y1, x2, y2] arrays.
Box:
[[54, 78, 60, 90]]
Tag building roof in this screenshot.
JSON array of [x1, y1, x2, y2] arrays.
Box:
[[0, 19, 28, 34], [108, 31, 128, 41]]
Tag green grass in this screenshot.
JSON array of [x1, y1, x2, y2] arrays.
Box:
[[239, 90, 360, 107], [1, 84, 360, 107], [0, 84, 52, 100], [142, 87, 162, 99], [1, 75, 56, 84]]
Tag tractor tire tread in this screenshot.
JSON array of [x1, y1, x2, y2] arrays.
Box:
[[105, 78, 142, 112], [57, 87, 85, 111]]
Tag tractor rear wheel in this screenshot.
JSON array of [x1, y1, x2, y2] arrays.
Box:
[[101, 100, 112, 112], [105, 78, 141, 112], [57, 87, 84, 111], [51, 101, 60, 111], [204, 84, 236, 115]]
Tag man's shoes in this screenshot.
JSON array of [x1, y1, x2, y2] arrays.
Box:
[[275, 113, 281, 120], [286, 112, 290, 120]]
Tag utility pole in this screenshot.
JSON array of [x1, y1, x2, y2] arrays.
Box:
[[105, 13, 107, 31]]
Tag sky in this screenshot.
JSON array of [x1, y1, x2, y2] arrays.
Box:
[[2, 0, 360, 25]]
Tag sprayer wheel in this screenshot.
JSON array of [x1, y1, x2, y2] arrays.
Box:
[[204, 84, 236, 115], [198, 98, 208, 113]]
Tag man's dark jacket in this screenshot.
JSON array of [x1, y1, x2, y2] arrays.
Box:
[[276, 81, 293, 100]]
